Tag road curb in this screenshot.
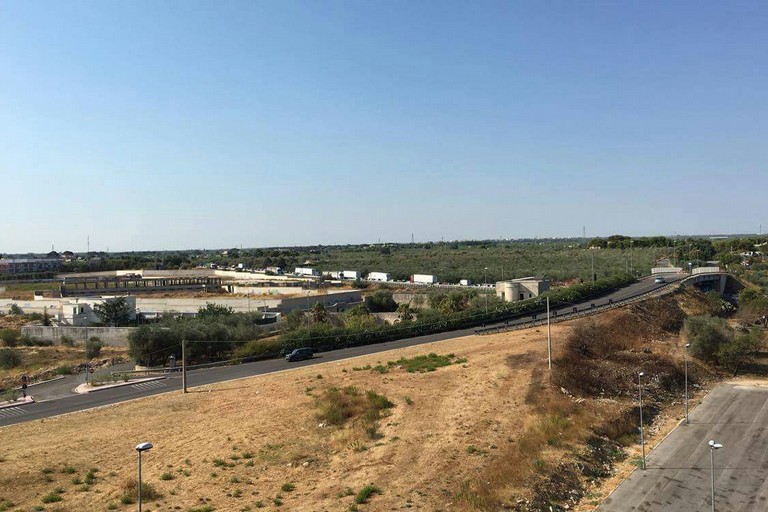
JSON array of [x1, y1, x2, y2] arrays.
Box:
[[24, 375, 66, 388], [74, 376, 166, 394], [0, 396, 35, 410]]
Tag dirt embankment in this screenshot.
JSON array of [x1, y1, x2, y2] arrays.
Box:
[[0, 288, 724, 511]]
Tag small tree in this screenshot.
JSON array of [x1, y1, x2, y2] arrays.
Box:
[[8, 304, 22, 315], [684, 316, 733, 363], [197, 302, 235, 320], [93, 297, 132, 327], [311, 302, 329, 324], [368, 291, 397, 312], [396, 303, 413, 322], [86, 337, 103, 359], [128, 326, 179, 366], [286, 309, 306, 328], [718, 328, 765, 373], [0, 329, 19, 347], [0, 348, 22, 369], [43, 308, 51, 326]]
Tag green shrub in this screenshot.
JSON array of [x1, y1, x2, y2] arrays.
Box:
[[684, 316, 733, 362], [41, 492, 62, 503], [281, 482, 295, 492], [121, 478, 159, 502], [60, 335, 76, 348], [85, 338, 103, 359], [0, 329, 19, 347], [0, 348, 22, 370], [355, 484, 381, 504]]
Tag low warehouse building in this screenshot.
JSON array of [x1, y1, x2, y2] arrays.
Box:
[[495, 277, 549, 302]]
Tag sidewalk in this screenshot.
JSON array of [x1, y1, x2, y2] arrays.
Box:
[[74, 376, 166, 394], [0, 395, 35, 409]]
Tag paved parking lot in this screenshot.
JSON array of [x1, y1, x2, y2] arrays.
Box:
[[598, 383, 768, 511]]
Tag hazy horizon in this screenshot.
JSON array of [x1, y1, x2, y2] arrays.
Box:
[[2, 1, 767, 253]]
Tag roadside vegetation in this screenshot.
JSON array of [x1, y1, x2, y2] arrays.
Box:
[[127, 273, 635, 367], [2, 282, 768, 511]]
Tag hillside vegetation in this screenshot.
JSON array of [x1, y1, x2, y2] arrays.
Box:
[[0, 288, 750, 512]]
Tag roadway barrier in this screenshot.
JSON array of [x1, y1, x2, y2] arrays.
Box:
[[474, 274, 718, 336], [692, 267, 721, 275]]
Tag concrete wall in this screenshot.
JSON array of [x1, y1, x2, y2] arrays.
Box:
[[21, 326, 135, 346], [370, 312, 400, 324], [279, 290, 363, 313], [1, 298, 61, 315], [392, 293, 429, 306]]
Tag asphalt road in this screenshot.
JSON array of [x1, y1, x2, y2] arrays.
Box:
[[0, 275, 686, 428], [597, 383, 768, 512]]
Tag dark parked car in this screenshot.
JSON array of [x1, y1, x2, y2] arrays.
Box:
[[285, 347, 313, 362]]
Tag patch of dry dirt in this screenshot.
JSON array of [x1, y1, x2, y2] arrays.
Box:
[[0, 324, 567, 510]]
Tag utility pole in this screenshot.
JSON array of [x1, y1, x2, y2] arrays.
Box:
[[591, 248, 595, 283], [182, 340, 187, 394]]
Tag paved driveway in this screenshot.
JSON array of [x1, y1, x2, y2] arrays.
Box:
[[598, 383, 768, 511]]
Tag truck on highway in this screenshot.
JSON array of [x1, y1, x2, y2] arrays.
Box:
[[367, 271, 391, 282], [294, 267, 320, 277], [342, 270, 361, 280], [410, 274, 437, 284]]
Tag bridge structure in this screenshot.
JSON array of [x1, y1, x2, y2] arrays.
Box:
[[651, 266, 736, 294]]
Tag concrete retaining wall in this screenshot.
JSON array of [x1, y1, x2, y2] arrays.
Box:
[[392, 293, 429, 306], [21, 326, 135, 346]]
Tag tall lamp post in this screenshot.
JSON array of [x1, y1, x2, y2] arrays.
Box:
[[638, 371, 646, 470], [709, 440, 723, 512], [136, 442, 153, 512], [684, 343, 691, 424], [483, 267, 489, 316], [546, 296, 552, 370]]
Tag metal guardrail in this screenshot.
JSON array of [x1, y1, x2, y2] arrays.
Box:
[[473, 275, 714, 336]]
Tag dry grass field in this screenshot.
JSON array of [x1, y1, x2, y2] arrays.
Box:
[[0, 309, 695, 512]]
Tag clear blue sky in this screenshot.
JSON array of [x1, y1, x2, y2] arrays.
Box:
[[1, 1, 767, 253]]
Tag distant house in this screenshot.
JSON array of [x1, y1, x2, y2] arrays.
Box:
[[495, 277, 549, 302]]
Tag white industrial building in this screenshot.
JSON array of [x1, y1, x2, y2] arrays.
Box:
[[495, 277, 549, 302]]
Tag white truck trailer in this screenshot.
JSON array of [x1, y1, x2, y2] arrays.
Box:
[[411, 274, 437, 284], [294, 267, 320, 277], [342, 270, 361, 280], [367, 271, 391, 282]]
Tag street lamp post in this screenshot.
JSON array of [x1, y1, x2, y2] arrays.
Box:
[[709, 440, 723, 512], [638, 371, 646, 470], [546, 296, 552, 370], [135, 442, 153, 512], [483, 267, 488, 317], [685, 343, 691, 424]]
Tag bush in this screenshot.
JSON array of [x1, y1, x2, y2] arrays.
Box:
[[684, 316, 733, 363], [368, 291, 397, 312], [0, 329, 19, 347], [355, 484, 381, 504], [40, 492, 62, 504], [60, 335, 76, 348], [121, 478, 160, 502], [85, 337, 103, 359], [2, 388, 20, 402], [0, 348, 22, 370], [718, 329, 764, 372], [7, 304, 22, 315]]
